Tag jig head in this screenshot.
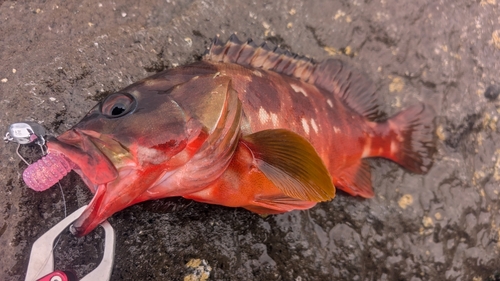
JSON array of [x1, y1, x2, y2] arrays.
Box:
[[4, 122, 47, 162], [4, 122, 74, 191]]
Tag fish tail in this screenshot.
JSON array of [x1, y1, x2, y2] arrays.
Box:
[[372, 103, 436, 174]]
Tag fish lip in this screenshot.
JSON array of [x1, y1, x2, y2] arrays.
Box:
[[46, 129, 119, 189]]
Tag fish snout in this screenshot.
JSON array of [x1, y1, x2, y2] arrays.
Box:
[[47, 130, 119, 186]]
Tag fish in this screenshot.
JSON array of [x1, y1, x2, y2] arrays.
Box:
[[31, 34, 435, 236]]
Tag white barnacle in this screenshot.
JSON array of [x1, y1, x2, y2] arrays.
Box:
[[301, 118, 310, 135], [291, 84, 308, 97], [258, 107, 270, 124], [327, 99, 333, 108], [333, 126, 340, 134]]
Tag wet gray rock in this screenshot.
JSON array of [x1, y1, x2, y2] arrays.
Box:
[[1, 0, 500, 280]]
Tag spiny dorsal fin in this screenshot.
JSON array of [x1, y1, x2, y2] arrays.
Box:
[[204, 34, 382, 120]]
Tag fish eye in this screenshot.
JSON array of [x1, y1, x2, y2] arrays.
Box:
[[100, 93, 137, 118]]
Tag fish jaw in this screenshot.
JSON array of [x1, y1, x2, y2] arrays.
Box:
[[68, 135, 208, 236], [70, 164, 169, 236], [70, 183, 107, 236], [46, 128, 154, 236], [47, 128, 192, 236], [46, 129, 119, 192]]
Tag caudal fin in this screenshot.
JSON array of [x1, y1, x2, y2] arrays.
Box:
[[384, 103, 436, 174]]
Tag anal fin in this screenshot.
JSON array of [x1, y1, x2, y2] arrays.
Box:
[[335, 159, 374, 198], [247, 195, 317, 214]]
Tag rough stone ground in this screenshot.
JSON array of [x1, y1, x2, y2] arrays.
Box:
[[1, 0, 500, 280]]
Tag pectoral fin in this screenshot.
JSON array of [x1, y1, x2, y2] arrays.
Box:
[[242, 129, 335, 202]]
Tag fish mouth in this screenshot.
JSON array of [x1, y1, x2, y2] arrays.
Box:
[[47, 129, 141, 236], [47, 129, 180, 236], [46, 129, 120, 193]]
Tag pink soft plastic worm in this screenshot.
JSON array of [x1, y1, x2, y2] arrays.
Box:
[[23, 153, 75, 191]]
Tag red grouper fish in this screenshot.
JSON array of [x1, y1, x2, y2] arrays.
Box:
[[23, 35, 436, 236]]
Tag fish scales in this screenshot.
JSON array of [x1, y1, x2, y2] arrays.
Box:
[[197, 61, 368, 175], [29, 35, 435, 236]]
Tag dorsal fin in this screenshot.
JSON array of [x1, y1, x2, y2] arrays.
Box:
[[309, 59, 381, 119], [204, 34, 382, 120]]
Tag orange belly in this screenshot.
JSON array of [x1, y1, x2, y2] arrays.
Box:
[[183, 140, 317, 214]]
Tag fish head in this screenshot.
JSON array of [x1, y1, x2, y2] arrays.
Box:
[[48, 88, 195, 191], [46, 72, 241, 236]]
